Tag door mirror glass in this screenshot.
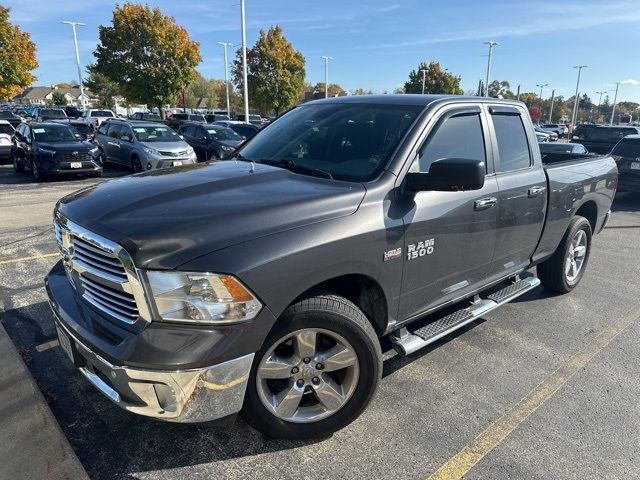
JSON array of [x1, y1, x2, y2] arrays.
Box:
[[404, 158, 485, 193]]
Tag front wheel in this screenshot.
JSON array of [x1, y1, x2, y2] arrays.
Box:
[[32, 161, 46, 182], [12, 150, 24, 173], [131, 156, 143, 173], [538, 215, 592, 293], [242, 293, 382, 439]]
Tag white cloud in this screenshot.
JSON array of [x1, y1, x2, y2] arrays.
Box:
[[619, 79, 639, 85]]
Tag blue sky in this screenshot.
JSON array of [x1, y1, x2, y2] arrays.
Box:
[[5, 0, 640, 103]]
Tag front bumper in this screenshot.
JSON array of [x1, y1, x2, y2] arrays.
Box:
[[147, 155, 197, 170], [39, 157, 102, 175]]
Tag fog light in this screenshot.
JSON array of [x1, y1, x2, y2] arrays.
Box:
[[146, 162, 152, 170]]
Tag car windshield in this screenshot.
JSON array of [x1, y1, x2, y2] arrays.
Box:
[[611, 138, 640, 157], [0, 124, 14, 134], [132, 125, 181, 142], [237, 103, 423, 182], [72, 124, 93, 134], [205, 126, 243, 142], [0, 111, 15, 118], [91, 110, 114, 117], [40, 109, 66, 118], [32, 125, 78, 142]]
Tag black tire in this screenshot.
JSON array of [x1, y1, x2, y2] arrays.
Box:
[[131, 155, 143, 173], [31, 160, 46, 182], [12, 150, 24, 173], [538, 215, 592, 293], [206, 150, 218, 162], [242, 293, 382, 439]]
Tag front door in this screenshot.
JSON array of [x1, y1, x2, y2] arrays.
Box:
[[397, 106, 499, 321]]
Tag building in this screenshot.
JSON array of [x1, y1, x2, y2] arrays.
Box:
[[13, 85, 94, 107]]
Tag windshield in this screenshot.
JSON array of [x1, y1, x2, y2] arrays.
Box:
[[0, 124, 14, 134], [205, 126, 243, 142], [189, 114, 206, 122], [32, 125, 78, 142], [72, 124, 93, 134], [0, 111, 15, 118], [40, 109, 66, 118], [540, 143, 580, 153], [132, 125, 182, 143], [91, 110, 114, 117], [237, 103, 423, 182], [611, 139, 640, 158]]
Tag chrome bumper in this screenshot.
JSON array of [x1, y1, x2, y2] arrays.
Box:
[[55, 317, 254, 423]]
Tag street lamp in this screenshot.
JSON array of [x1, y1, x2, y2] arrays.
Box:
[[217, 42, 233, 117], [610, 82, 621, 125], [321, 56, 333, 98], [420, 69, 427, 94], [61, 21, 87, 110], [240, 0, 249, 124], [595, 90, 607, 123], [570, 65, 588, 131], [483, 41, 499, 97]]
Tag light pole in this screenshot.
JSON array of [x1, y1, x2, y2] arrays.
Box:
[[516, 84, 521, 102], [536, 83, 548, 118], [217, 42, 233, 117], [483, 41, 499, 97], [610, 82, 621, 125], [595, 90, 606, 123], [321, 56, 333, 98], [570, 65, 587, 131], [420, 69, 427, 94], [548, 89, 555, 123], [61, 21, 87, 110], [240, 0, 249, 124]]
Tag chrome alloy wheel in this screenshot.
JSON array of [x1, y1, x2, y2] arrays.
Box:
[[256, 328, 360, 423], [565, 229, 587, 282]]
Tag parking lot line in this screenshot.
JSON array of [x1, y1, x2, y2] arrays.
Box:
[[427, 307, 640, 480], [0, 253, 58, 265]]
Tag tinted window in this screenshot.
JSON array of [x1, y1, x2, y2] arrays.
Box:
[[413, 112, 486, 173], [611, 138, 640, 158], [188, 114, 206, 122], [32, 125, 77, 142], [72, 123, 92, 134], [39, 109, 67, 118], [173, 114, 187, 120], [131, 125, 181, 143], [238, 103, 422, 182], [107, 124, 122, 138], [91, 110, 114, 117], [492, 113, 531, 172], [97, 122, 110, 135], [231, 125, 259, 139], [180, 125, 195, 137], [0, 123, 14, 135], [205, 126, 243, 142]]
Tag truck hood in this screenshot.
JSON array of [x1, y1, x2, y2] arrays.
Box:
[[39, 141, 94, 152], [57, 161, 365, 269]]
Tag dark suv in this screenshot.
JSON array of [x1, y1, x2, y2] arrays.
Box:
[[574, 125, 640, 153], [178, 121, 243, 161], [611, 134, 640, 192], [11, 122, 102, 180], [166, 113, 206, 131]]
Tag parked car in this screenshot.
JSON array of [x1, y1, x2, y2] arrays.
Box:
[[0, 110, 25, 129], [11, 122, 102, 180], [235, 113, 264, 125], [93, 118, 197, 172], [213, 120, 260, 140], [63, 106, 83, 119], [534, 125, 558, 141], [535, 131, 550, 142], [573, 125, 640, 154], [166, 113, 206, 131], [0, 120, 15, 162], [542, 124, 568, 137], [34, 108, 68, 122], [539, 142, 588, 155], [129, 112, 163, 122], [80, 109, 116, 128], [571, 123, 598, 140], [51, 120, 95, 141], [178, 122, 243, 161], [204, 113, 231, 123], [46, 95, 617, 439], [610, 134, 640, 192]]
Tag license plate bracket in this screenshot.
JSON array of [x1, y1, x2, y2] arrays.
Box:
[[56, 325, 82, 366], [173, 160, 182, 167], [70, 162, 82, 169], [631, 161, 640, 170]]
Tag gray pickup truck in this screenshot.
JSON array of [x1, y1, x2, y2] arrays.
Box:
[[46, 95, 617, 439]]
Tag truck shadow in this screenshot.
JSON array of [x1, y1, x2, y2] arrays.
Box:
[[612, 192, 640, 213]]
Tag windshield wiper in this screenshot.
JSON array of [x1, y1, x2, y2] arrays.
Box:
[[256, 159, 333, 180]]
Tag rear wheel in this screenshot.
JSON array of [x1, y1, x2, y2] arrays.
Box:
[[538, 216, 592, 293], [242, 293, 382, 439], [12, 150, 24, 173]]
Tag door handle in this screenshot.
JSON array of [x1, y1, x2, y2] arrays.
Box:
[[474, 197, 498, 210], [528, 186, 546, 197]]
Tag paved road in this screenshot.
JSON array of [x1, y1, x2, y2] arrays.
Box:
[[1, 163, 639, 479]]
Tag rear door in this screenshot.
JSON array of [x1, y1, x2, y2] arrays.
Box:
[[487, 105, 547, 276], [397, 105, 499, 321], [104, 124, 123, 163]]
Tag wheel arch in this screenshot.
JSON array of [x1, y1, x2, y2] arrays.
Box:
[[575, 200, 598, 232]]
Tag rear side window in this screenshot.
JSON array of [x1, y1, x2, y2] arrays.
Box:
[[97, 122, 109, 135], [91, 110, 113, 117], [414, 111, 486, 173], [491, 113, 531, 172], [611, 138, 640, 158], [107, 124, 121, 138]]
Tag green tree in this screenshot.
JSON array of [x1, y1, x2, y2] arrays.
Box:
[[50, 91, 67, 106], [350, 88, 373, 95], [488, 80, 513, 98], [92, 3, 201, 114], [0, 7, 38, 100], [404, 61, 463, 95], [85, 66, 120, 109], [311, 82, 345, 96], [184, 72, 218, 109], [233, 25, 305, 114]]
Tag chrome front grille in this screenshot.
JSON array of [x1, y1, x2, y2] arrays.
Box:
[[57, 152, 94, 162], [54, 214, 150, 327], [158, 149, 190, 157]]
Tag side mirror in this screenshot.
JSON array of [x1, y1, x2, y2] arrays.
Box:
[[404, 158, 485, 193]]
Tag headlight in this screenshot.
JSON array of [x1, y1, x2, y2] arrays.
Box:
[[90, 147, 100, 155], [221, 145, 234, 152], [186, 146, 194, 154], [39, 148, 56, 155], [146, 271, 262, 324], [144, 146, 160, 156]]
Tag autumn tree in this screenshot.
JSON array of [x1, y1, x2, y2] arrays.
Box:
[[233, 25, 305, 114], [85, 67, 120, 108], [92, 3, 201, 113], [528, 106, 541, 123], [311, 82, 345, 96], [404, 62, 463, 95], [488, 80, 513, 98], [350, 88, 373, 95], [0, 7, 38, 100], [50, 91, 67, 106]]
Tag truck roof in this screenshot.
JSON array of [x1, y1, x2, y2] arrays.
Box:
[[305, 94, 524, 107]]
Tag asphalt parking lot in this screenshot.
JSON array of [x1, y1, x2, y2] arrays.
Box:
[[1, 163, 639, 480]]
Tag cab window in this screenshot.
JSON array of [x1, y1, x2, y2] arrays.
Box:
[[491, 112, 531, 172]]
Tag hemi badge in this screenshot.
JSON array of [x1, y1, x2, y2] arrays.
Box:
[[383, 248, 402, 262]]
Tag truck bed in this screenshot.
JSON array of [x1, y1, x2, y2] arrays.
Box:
[[541, 152, 607, 166]]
